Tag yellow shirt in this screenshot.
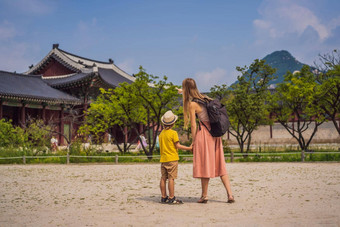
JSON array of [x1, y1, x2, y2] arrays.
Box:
[[159, 128, 179, 163]]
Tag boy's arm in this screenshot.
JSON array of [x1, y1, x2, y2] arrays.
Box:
[[174, 141, 192, 151]]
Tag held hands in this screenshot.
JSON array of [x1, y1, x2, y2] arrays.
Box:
[[188, 143, 194, 152]]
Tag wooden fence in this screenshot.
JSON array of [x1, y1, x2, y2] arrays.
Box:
[[1, 151, 340, 164]]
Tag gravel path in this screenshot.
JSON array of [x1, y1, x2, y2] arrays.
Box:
[[0, 163, 339, 226]]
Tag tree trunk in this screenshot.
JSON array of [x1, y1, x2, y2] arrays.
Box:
[[331, 118, 340, 135], [246, 133, 252, 153]]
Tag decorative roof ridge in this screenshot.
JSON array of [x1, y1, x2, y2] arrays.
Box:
[[48, 72, 96, 88], [0, 93, 81, 104], [50, 49, 83, 71], [0, 70, 42, 79], [24, 48, 83, 75], [58, 48, 135, 81], [58, 48, 113, 65], [24, 49, 54, 74], [106, 64, 135, 82], [24, 44, 134, 82], [42, 73, 78, 80], [58, 48, 134, 81]]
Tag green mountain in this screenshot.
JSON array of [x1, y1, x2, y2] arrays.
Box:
[[262, 50, 307, 85]]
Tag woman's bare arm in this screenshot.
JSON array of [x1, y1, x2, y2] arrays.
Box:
[[189, 101, 201, 143]]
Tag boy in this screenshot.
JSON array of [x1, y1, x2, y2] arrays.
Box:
[[159, 110, 192, 204]]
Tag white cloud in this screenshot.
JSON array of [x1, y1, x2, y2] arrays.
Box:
[[195, 67, 227, 91], [254, 0, 334, 42]]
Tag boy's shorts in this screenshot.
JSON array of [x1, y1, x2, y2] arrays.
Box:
[[161, 161, 178, 179]]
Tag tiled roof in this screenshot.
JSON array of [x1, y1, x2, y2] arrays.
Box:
[[41, 68, 134, 89], [25, 45, 135, 84], [0, 71, 81, 104], [98, 68, 134, 87], [43, 73, 93, 87]]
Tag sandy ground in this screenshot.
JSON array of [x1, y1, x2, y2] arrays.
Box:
[[0, 163, 340, 227]]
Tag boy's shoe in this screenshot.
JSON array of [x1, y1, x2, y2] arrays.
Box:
[[161, 196, 168, 203], [167, 196, 183, 205]]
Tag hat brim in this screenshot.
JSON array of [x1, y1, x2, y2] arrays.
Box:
[[161, 115, 178, 126]]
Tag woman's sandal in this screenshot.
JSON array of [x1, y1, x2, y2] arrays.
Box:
[[197, 196, 208, 204], [227, 195, 235, 203], [167, 196, 183, 205]]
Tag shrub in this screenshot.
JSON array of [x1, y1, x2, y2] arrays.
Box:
[[0, 119, 27, 147]]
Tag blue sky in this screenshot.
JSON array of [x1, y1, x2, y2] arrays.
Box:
[[0, 0, 339, 91]]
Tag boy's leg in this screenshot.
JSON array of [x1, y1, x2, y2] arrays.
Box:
[[166, 162, 183, 204], [160, 163, 168, 199], [160, 177, 167, 198], [167, 161, 178, 199], [168, 178, 175, 198]]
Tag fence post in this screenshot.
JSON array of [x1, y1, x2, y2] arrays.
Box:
[[23, 155, 26, 164], [115, 155, 118, 164], [301, 150, 305, 162], [231, 152, 234, 163], [67, 153, 70, 164]]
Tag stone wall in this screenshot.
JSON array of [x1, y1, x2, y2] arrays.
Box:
[[178, 121, 340, 146], [224, 121, 340, 145]]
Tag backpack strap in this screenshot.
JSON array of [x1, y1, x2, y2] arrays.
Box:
[[192, 98, 207, 105], [195, 113, 201, 131], [192, 98, 211, 134]]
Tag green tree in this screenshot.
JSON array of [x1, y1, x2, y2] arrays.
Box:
[[81, 67, 180, 157], [209, 84, 229, 102], [81, 81, 146, 153], [24, 118, 52, 153], [314, 49, 340, 134], [227, 59, 276, 153], [270, 65, 326, 151], [0, 119, 27, 147], [131, 67, 180, 157]]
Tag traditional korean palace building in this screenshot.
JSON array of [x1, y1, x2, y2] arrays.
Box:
[[0, 44, 136, 145]]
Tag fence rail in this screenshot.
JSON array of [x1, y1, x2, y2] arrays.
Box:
[[1, 151, 340, 164]]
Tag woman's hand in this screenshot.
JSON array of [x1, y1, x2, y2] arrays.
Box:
[[176, 87, 182, 94]]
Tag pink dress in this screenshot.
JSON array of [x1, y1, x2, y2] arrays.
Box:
[[193, 104, 227, 178]]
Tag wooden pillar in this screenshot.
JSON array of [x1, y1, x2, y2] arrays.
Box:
[[83, 91, 89, 113], [0, 99, 3, 119], [42, 102, 47, 124], [59, 105, 64, 145], [227, 130, 230, 140], [20, 101, 26, 126]]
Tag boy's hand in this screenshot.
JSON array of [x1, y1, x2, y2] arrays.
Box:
[[189, 143, 193, 152]]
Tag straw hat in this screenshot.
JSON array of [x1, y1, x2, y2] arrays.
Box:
[[161, 110, 178, 126]]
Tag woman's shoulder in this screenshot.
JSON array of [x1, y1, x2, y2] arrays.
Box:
[[189, 100, 204, 113]]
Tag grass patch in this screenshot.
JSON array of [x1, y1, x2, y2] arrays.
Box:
[[0, 146, 339, 164]]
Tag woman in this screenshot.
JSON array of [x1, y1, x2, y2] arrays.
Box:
[[134, 134, 148, 152], [180, 78, 234, 203]]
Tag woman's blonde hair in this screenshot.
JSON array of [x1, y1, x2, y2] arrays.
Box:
[[182, 78, 212, 129]]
